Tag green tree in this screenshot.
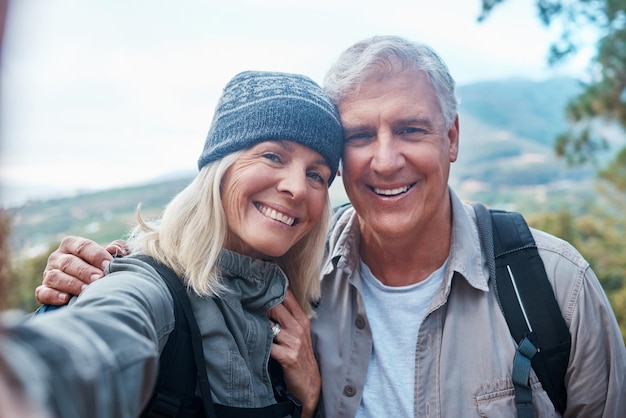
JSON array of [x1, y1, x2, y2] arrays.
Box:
[[528, 199, 626, 343], [5, 244, 60, 312], [479, 0, 626, 173], [600, 146, 626, 190], [0, 210, 11, 311]]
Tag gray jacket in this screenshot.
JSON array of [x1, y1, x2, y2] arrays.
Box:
[[0, 249, 287, 418], [311, 188, 626, 417]]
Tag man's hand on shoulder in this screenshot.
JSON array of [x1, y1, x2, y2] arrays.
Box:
[[36, 236, 129, 305]]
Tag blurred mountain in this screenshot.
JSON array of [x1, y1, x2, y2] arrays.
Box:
[[5, 77, 623, 259], [457, 77, 583, 146]]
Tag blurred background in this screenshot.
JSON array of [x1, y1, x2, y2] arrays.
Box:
[[0, 0, 624, 342]]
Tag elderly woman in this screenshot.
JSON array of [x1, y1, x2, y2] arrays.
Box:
[[0, 70, 343, 418]]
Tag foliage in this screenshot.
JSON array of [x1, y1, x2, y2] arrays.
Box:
[[527, 181, 626, 343], [0, 210, 11, 310], [2, 208, 56, 313], [5, 245, 56, 313], [479, 0, 626, 182], [600, 146, 626, 190]]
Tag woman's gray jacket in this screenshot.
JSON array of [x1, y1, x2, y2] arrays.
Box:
[[0, 249, 288, 418]]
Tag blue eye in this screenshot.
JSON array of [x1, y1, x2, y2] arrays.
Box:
[[398, 127, 427, 136], [346, 132, 372, 141], [400, 127, 418, 134], [307, 171, 326, 184], [263, 152, 281, 162]]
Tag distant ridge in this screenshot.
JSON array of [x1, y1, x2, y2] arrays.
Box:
[[457, 76, 582, 146]]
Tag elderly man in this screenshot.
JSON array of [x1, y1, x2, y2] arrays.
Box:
[[35, 36, 626, 417]]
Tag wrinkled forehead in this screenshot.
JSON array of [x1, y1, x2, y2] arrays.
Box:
[[337, 65, 424, 106]]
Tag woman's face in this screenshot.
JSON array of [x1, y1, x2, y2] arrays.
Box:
[[221, 140, 331, 259]]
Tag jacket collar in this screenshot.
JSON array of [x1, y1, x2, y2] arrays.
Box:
[[218, 249, 288, 311]]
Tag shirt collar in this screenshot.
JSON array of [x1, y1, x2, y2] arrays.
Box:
[[447, 188, 490, 292]]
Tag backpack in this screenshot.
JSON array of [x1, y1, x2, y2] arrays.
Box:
[[330, 203, 571, 417]]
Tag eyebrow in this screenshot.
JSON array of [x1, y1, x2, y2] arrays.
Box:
[[398, 117, 433, 127], [274, 140, 329, 168], [275, 140, 295, 151], [343, 117, 434, 134], [342, 124, 371, 136]]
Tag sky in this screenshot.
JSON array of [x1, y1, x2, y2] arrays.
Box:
[[0, 0, 596, 208]]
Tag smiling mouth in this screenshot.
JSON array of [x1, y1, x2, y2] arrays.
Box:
[[255, 203, 297, 226], [372, 184, 413, 196]]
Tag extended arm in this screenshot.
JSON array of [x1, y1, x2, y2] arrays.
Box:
[[3, 258, 173, 418]]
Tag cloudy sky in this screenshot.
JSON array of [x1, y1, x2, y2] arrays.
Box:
[[0, 0, 594, 207]]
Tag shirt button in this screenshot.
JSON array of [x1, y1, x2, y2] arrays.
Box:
[[343, 385, 356, 397], [355, 315, 366, 329]]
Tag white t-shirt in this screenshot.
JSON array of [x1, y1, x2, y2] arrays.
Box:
[[356, 259, 447, 418]]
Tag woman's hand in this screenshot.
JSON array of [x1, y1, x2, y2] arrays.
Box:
[[268, 290, 320, 418], [36, 236, 129, 305]]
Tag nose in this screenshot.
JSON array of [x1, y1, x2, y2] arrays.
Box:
[[371, 134, 403, 176], [277, 166, 308, 200]]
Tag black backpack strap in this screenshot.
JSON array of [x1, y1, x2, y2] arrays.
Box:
[[472, 203, 570, 415], [134, 254, 216, 418]]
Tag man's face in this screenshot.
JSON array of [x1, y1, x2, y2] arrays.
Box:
[[338, 71, 459, 240]]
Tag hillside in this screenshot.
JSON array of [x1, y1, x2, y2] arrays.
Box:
[[8, 178, 191, 259], [457, 77, 582, 146]]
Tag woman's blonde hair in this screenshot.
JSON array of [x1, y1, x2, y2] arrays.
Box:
[[126, 151, 329, 317]]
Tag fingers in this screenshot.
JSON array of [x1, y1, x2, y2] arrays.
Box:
[[268, 290, 312, 363], [268, 291, 320, 417], [40, 265, 89, 301], [268, 290, 310, 333], [105, 240, 130, 258], [37, 236, 113, 304], [45, 237, 110, 281], [34, 285, 71, 305]]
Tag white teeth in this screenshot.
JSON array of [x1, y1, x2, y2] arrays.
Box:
[[258, 204, 295, 226], [374, 185, 410, 196]]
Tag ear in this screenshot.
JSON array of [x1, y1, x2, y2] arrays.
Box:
[[448, 115, 460, 163]]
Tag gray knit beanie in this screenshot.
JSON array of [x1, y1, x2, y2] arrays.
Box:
[[198, 71, 344, 185]]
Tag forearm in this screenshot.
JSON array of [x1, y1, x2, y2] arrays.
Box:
[[2, 268, 174, 417], [2, 307, 159, 417]]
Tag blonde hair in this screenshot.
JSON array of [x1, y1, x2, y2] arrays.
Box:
[[127, 151, 328, 317]]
